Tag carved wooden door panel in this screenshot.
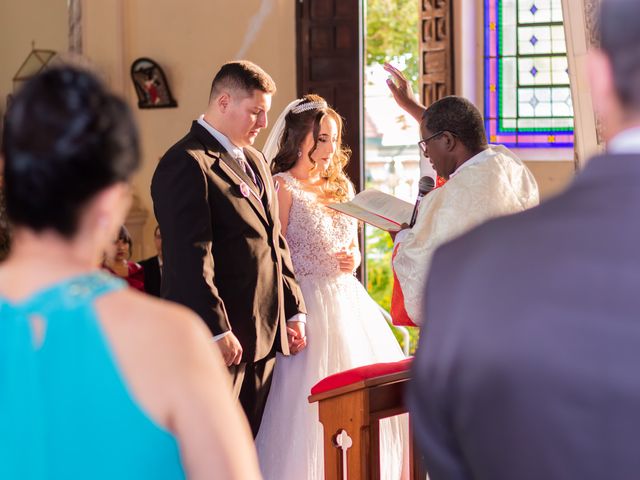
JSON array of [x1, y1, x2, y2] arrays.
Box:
[[296, 0, 363, 191], [420, 0, 454, 105]]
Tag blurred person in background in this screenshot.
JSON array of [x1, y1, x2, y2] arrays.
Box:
[[139, 224, 162, 297], [102, 225, 145, 292]]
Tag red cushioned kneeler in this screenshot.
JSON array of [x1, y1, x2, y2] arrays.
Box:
[[311, 357, 413, 395], [308, 357, 423, 479]]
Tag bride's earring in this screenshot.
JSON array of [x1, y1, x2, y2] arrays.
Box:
[[297, 150, 302, 158]]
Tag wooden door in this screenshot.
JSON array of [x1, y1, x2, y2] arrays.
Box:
[[296, 0, 363, 192], [420, 0, 455, 105]]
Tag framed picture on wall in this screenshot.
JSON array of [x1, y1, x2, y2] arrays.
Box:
[[130, 57, 178, 109]]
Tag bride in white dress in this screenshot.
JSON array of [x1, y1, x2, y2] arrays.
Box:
[[255, 95, 407, 480]]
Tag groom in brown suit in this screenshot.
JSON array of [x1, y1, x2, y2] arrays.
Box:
[[151, 61, 307, 435]]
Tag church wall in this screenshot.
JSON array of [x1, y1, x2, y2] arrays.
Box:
[[82, 0, 297, 259], [0, 0, 68, 109], [523, 161, 576, 199], [1, 0, 297, 259]]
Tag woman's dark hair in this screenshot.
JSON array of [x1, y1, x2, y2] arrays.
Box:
[[1, 66, 140, 237], [117, 225, 133, 256], [271, 94, 352, 202], [209, 60, 276, 101]]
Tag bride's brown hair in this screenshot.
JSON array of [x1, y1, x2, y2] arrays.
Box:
[[270, 94, 352, 202]]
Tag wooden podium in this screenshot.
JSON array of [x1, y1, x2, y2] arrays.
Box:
[[308, 358, 426, 479]]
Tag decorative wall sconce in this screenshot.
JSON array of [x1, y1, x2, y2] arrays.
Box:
[[13, 44, 57, 93], [130, 57, 177, 109]]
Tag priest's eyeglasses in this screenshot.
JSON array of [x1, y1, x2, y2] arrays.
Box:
[[418, 130, 456, 154]]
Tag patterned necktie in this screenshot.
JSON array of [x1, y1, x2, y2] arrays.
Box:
[[234, 151, 263, 196]]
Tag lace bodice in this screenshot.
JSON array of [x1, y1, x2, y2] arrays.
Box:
[[276, 172, 357, 278]]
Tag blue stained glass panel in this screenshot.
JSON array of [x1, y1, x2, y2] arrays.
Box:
[[484, 0, 574, 147]]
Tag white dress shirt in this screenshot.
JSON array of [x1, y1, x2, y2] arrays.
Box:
[[608, 126, 640, 154]]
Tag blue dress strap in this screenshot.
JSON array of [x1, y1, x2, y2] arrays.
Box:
[[4, 271, 126, 316], [0, 273, 125, 480], [0, 271, 188, 480]]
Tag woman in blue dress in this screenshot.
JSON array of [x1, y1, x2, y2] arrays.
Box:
[[0, 66, 261, 480]]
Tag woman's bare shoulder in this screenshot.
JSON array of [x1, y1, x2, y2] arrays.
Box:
[[273, 173, 293, 192], [96, 289, 210, 352]]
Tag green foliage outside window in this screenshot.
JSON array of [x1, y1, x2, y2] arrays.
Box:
[[366, 0, 420, 92], [365, 226, 394, 311], [365, 226, 420, 354], [365, 0, 421, 353]]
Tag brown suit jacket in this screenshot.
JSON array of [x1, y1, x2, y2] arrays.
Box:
[[151, 121, 306, 362]]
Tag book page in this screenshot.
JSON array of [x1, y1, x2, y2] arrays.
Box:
[[329, 189, 414, 232], [350, 189, 413, 224]]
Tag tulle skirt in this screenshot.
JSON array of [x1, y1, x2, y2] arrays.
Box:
[[255, 273, 407, 480]]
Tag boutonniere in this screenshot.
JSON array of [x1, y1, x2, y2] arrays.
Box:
[[239, 182, 251, 198]]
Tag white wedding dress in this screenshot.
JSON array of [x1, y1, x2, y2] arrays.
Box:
[[255, 172, 406, 480]]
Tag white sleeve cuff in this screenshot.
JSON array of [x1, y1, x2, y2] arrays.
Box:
[[287, 313, 307, 324], [212, 330, 232, 342], [394, 228, 411, 247]]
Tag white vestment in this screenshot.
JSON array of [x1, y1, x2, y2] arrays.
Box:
[[393, 145, 539, 325]]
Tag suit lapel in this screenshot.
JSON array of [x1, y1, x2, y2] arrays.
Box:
[[219, 151, 261, 197], [244, 148, 273, 209], [217, 153, 269, 222], [245, 148, 287, 232], [191, 122, 269, 224]]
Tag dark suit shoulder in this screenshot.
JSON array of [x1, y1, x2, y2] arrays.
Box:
[[153, 128, 219, 189], [139, 256, 159, 268], [159, 122, 226, 165], [162, 131, 206, 162]]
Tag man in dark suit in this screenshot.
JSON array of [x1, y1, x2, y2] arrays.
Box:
[[151, 61, 306, 435], [408, 1, 640, 478], [139, 225, 162, 297]]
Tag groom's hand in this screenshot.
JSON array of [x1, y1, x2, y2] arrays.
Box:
[[287, 321, 307, 355], [217, 332, 243, 366]]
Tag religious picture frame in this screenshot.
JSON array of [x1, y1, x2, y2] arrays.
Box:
[[130, 57, 178, 109]]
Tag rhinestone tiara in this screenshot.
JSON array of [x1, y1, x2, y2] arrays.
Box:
[[291, 100, 327, 114]]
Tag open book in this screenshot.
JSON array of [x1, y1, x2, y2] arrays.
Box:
[[328, 189, 414, 232]]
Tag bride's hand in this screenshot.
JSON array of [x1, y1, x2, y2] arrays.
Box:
[[336, 249, 361, 273], [287, 321, 307, 354]]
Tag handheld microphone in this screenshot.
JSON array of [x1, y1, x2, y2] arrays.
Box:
[[409, 176, 435, 227]]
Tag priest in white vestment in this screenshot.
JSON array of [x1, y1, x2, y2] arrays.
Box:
[[384, 65, 539, 325], [393, 143, 539, 325]]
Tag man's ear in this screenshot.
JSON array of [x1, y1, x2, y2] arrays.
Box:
[[216, 91, 231, 113], [443, 131, 457, 152], [587, 49, 616, 119]]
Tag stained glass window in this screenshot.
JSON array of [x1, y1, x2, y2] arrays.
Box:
[[485, 0, 574, 147]]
